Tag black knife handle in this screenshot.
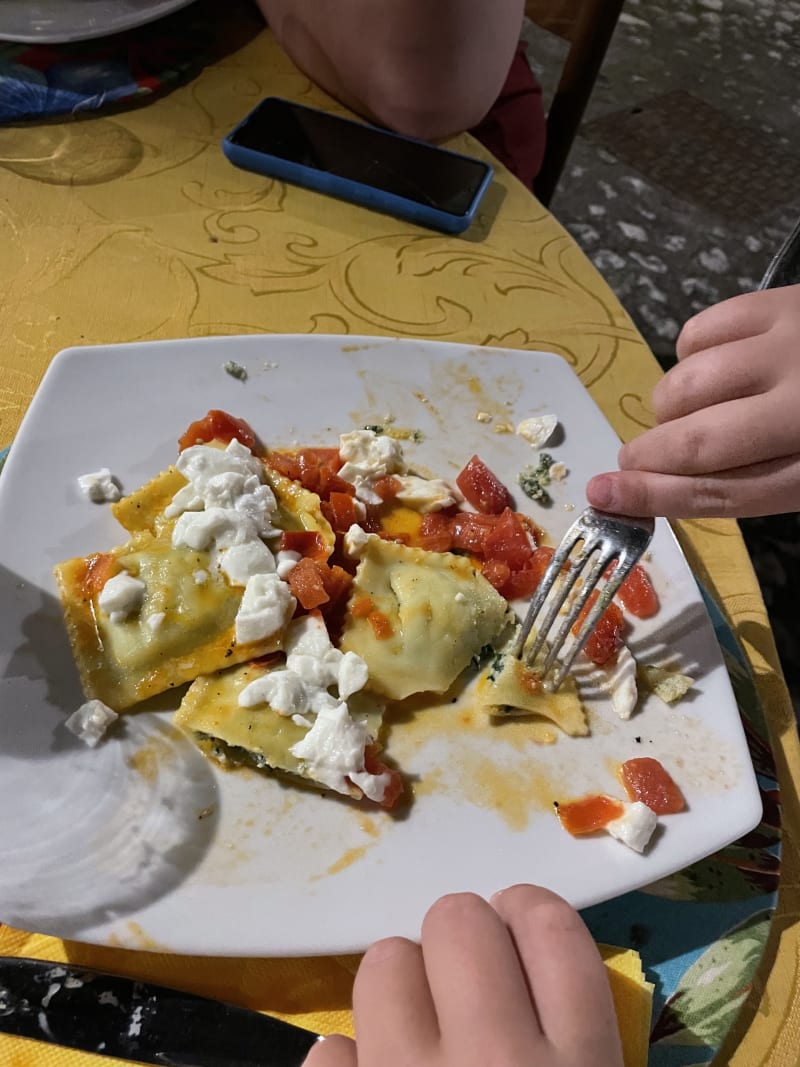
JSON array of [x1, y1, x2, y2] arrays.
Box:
[[0, 960, 320, 1067]]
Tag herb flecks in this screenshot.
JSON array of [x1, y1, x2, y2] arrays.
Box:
[[518, 452, 555, 505], [224, 360, 248, 381]]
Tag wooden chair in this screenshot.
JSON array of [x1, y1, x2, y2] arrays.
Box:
[[525, 0, 626, 205]]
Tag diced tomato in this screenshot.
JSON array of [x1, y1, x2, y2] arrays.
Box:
[[268, 449, 345, 498], [360, 506, 384, 534], [456, 455, 514, 515], [178, 411, 257, 452], [573, 591, 626, 666], [499, 561, 541, 600], [267, 451, 302, 481], [279, 530, 329, 561], [79, 552, 118, 597], [617, 564, 660, 619], [322, 492, 362, 534], [529, 546, 556, 583], [557, 795, 625, 836], [417, 513, 454, 553], [363, 745, 404, 810], [372, 475, 402, 502], [287, 558, 330, 610], [515, 512, 542, 545], [351, 595, 375, 619], [302, 448, 341, 469], [319, 564, 353, 608], [484, 508, 533, 570], [482, 558, 512, 592], [318, 466, 354, 498], [490, 545, 555, 602], [368, 611, 393, 639], [620, 758, 685, 814], [451, 512, 499, 556]]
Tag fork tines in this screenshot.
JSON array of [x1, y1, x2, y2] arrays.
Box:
[[514, 507, 655, 691]]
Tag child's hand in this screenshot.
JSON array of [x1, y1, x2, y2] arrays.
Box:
[[587, 284, 800, 518], [304, 885, 623, 1067]]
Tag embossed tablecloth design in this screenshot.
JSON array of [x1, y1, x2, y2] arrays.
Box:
[[1, 26, 799, 1067]]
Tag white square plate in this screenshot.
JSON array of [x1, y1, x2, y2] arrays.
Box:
[[0, 335, 761, 955]]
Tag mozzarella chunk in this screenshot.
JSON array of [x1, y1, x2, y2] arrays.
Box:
[[290, 701, 388, 802], [65, 699, 118, 747], [338, 430, 407, 504], [393, 475, 459, 512], [343, 523, 372, 558], [97, 571, 145, 624], [77, 468, 121, 504], [605, 801, 658, 853], [606, 645, 639, 720], [275, 550, 301, 578], [516, 415, 558, 448], [235, 573, 296, 644], [238, 614, 383, 800]]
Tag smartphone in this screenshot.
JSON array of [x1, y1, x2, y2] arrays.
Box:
[[222, 96, 493, 234]]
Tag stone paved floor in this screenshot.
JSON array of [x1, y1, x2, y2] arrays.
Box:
[[522, 0, 800, 710]]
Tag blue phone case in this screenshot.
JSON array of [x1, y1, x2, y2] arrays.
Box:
[[222, 100, 493, 235]]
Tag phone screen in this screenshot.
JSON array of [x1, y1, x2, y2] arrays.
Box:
[[227, 98, 491, 217]]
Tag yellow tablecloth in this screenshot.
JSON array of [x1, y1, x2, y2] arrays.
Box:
[[1, 25, 799, 1067]]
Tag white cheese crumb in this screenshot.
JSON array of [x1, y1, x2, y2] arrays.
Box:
[[516, 415, 558, 449], [239, 615, 384, 801], [549, 461, 569, 481], [235, 573, 296, 644], [291, 701, 388, 802], [220, 540, 276, 587], [77, 468, 121, 503], [343, 523, 372, 558], [605, 644, 639, 720], [193, 569, 209, 585], [97, 572, 145, 624], [146, 611, 166, 632], [393, 475, 459, 513], [65, 700, 118, 747], [338, 429, 406, 504], [605, 801, 658, 853], [275, 550, 301, 578]]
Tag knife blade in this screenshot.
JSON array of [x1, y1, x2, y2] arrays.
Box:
[[0, 956, 321, 1067]]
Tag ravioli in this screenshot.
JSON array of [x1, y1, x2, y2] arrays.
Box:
[[339, 538, 512, 700], [54, 531, 288, 710], [176, 660, 390, 804], [475, 650, 588, 737], [112, 450, 335, 557], [55, 437, 335, 712]]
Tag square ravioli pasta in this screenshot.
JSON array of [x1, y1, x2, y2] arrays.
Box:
[[54, 422, 332, 711]]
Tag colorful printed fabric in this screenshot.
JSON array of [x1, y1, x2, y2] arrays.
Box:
[[0, 0, 255, 122], [584, 587, 781, 1065]]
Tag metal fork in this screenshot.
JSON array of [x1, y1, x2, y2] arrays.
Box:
[[513, 507, 655, 690]]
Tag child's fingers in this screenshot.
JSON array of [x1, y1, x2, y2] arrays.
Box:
[[651, 333, 768, 424], [420, 892, 543, 1062], [676, 291, 775, 361], [618, 394, 799, 479], [490, 885, 622, 1061], [587, 455, 800, 518], [352, 936, 439, 1061], [303, 1034, 357, 1066]]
